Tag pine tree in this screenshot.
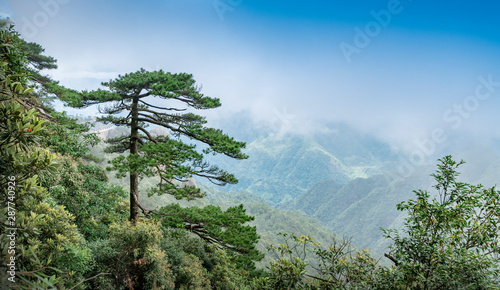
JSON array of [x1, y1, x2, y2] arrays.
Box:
[[17, 38, 60, 110], [56, 69, 263, 268]]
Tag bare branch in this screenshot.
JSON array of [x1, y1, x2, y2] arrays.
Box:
[[384, 253, 399, 266], [137, 126, 158, 143], [138, 91, 152, 98]]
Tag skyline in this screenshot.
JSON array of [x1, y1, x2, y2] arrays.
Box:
[[3, 0, 500, 160]]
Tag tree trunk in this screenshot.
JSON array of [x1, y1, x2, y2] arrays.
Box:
[[129, 96, 140, 221]]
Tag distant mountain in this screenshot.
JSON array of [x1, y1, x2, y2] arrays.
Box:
[[280, 145, 500, 256], [93, 111, 500, 258], [279, 169, 433, 255], [209, 122, 399, 205]]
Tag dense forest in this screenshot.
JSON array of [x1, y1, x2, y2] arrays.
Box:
[[1, 23, 500, 289]]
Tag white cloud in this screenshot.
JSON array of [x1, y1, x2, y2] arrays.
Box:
[[11, 0, 500, 155]]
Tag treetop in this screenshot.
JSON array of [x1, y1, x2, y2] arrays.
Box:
[[55, 68, 221, 110]]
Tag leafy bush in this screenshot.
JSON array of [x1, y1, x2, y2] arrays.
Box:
[[261, 233, 378, 289], [39, 111, 99, 158], [39, 157, 128, 241], [382, 156, 500, 288], [88, 219, 176, 289]]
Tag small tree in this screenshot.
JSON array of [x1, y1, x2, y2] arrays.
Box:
[[383, 156, 500, 288], [261, 233, 378, 289]]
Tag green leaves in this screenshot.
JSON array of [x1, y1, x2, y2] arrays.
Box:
[[262, 233, 379, 289], [39, 111, 99, 158], [59, 69, 222, 109], [90, 220, 176, 289], [19, 39, 57, 71], [0, 27, 30, 91], [0, 102, 59, 184], [155, 203, 263, 270], [383, 156, 500, 288], [46, 81, 122, 108], [39, 158, 128, 240]]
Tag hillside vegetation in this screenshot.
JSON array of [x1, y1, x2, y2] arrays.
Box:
[[214, 129, 398, 205], [2, 26, 500, 289]]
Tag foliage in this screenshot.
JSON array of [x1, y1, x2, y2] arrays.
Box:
[[19, 39, 57, 72], [160, 228, 253, 289], [1, 26, 57, 116], [155, 203, 263, 271], [206, 246, 252, 290], [1, 27, 91, 288], [8, 180, 92, 287], [88, 219, 176, 289], [383, 156, 500, 288], [38, 111, 99, 158], [260, 233, 379, 289], [38, 157, 128, 241], [0, 102, 53, 182], [0, 27, 30, 93], [265, 233, 311, 289], [177, 254, 211, 289], [88, 221, 254, 289], [17, 35, 59, 109]]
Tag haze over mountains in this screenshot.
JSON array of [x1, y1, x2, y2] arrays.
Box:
[[198, 113, 500, 255], [217, 123, 399, 205], [97, 111, 500, 257]]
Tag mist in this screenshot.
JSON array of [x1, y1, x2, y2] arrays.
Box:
[[5, 0, 500, 160]]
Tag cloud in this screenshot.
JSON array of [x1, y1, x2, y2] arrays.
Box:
[[11, 0, 500, 157]]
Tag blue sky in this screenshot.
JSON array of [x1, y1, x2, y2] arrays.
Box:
[[4, 0, 500, 155]]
